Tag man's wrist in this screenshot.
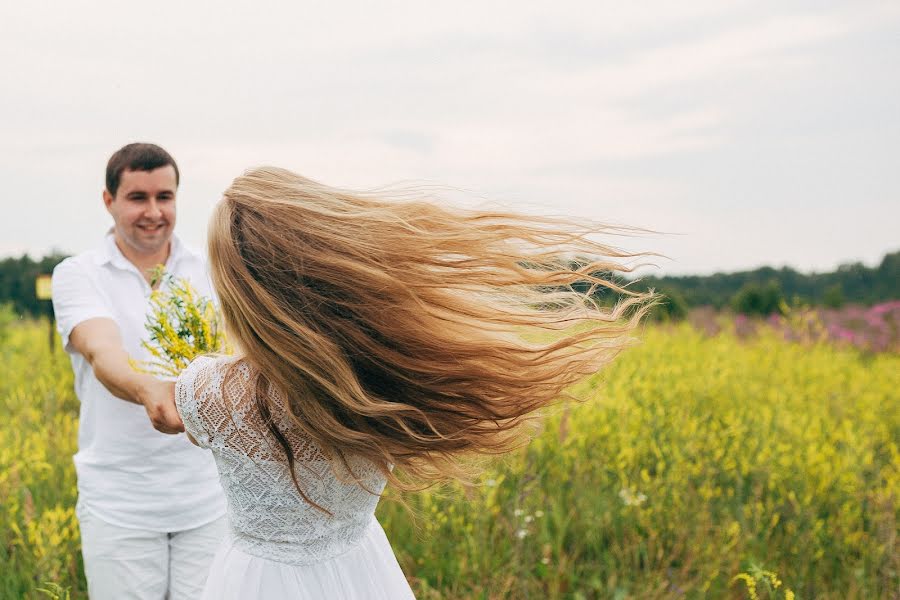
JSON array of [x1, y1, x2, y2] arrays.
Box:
[[132, 376, 156, 407]]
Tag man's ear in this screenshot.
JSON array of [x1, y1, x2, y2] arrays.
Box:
[[102, 189, 114, 212]]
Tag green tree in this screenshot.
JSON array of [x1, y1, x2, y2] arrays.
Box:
[[0, 252, 69, 318], [648, 288, 688, 322], [823, 284, 845, 309], [731, 281, 786, 316]]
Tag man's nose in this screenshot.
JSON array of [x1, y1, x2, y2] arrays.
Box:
[[145, 199, 163, 220]]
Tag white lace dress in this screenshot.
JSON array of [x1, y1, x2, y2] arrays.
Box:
[[175, 355, 416, 599]]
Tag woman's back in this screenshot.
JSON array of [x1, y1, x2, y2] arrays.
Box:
[[176, 356, 413, 598]]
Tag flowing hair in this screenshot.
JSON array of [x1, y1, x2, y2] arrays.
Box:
[[207, 166, 657, 499]]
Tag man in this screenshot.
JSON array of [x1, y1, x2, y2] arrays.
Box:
[[52, 143, 226, 599]]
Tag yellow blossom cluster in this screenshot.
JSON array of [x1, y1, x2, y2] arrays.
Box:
[[733, 565, 795, 600], [130, 266, 231, 378]]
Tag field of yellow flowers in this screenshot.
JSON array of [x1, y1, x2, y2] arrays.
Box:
[[1, 320, 897, 599]]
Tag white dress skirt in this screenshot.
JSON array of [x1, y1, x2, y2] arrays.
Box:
[[201, 518, 414, 599], [176, 356, 417, 599]]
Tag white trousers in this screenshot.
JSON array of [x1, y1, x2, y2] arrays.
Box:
[[77, 500, 226, 600]]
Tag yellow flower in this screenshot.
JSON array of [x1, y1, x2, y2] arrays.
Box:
[[732, 573, 759, 600], [130, 268, 231, 377]]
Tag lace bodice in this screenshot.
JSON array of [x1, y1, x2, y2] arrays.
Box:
[[175, 356, 387, 565]]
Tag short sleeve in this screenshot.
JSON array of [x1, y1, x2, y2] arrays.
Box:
[[51, 259, 115, 352], [175, 356, 220, 449], [175, 357, 288, 461]]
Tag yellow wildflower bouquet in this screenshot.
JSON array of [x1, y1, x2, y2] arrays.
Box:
[[130, 266, 232, 378]]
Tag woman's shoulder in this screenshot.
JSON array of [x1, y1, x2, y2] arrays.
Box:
[[178, 354, 226, 384], [184, 353, 247, 377], [177, 355, 257, 428], [176, 354, 246, 403]]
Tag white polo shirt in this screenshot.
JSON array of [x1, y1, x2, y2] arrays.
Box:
[[52, 232, 226, 532]]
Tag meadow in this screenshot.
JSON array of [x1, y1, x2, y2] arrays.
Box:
[[0, 318, 897, 599]]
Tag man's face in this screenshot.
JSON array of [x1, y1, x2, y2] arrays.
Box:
[[104, 166, 177, 256]]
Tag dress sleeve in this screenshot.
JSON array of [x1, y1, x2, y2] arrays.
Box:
[[175, 355, 221, 449], [176, 357, 276, 459], [51, 259, 115, 352]]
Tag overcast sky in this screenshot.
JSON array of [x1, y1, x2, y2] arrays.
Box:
[[1, 0, 897, 275]]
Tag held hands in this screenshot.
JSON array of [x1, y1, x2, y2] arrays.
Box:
[[140, 379, 184, 434]]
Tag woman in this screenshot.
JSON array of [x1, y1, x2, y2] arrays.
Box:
[[175, 167, 655, 599]]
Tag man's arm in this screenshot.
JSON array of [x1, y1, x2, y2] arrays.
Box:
[[69, 318, 185, 434]]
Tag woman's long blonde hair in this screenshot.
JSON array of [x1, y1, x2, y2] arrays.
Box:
[[208, 167, 656, 496]]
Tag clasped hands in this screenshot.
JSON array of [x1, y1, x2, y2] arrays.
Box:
[[139, 378, 184, 435]]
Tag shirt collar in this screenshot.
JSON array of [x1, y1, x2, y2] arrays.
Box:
[[94, 231, 191, 271]]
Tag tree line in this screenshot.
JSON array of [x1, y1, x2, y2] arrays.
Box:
[[0, 253, 69, 318], [633, 249, 899, 317], [1, 249, 897, 319]]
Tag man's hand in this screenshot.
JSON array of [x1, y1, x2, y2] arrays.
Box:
[[139, 379, 184, 434]]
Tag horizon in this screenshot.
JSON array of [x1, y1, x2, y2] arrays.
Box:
[[3, 240, 895, 280]]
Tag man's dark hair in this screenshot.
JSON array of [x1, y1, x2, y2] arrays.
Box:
[[105, 143, 180, 197]]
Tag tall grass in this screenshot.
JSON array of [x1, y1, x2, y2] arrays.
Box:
[[1, 321, 80, 599], [1, 321, 897, 599]]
